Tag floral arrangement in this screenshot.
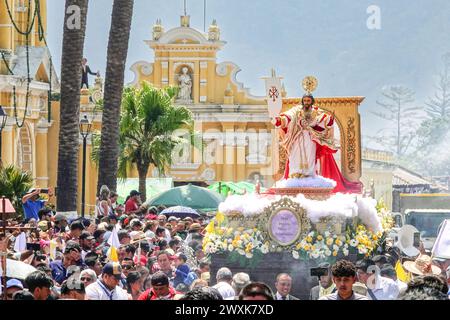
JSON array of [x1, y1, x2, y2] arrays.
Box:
[[203, 199, 394, 267]]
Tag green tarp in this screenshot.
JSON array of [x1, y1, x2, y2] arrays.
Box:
[[146, 184, 224, 212], [207, 181, 267, 197]]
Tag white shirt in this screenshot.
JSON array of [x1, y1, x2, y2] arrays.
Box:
[[85, 280, 130, 300], [213, 281, 236, 300], [276, 292, 291, 300], [367, 275, 399, 300], [396, 279, 408, 295]]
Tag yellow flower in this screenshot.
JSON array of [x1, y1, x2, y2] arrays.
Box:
[[304, 244, 311, 251], [326, 238, 334, 246], [306, 236, 313, 243], [332, 251, 338, 257], [335, 239, 342, 246], [311, 245, 316, 251], [372, 235, 378, 241], [245, 243, 253, 253], [317, 235, 323, 241], [296, 243, 302, 250]]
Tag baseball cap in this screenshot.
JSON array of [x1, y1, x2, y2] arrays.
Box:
[[79, 231, 94, 241], [189, 223, 202, 232], [54, 213, 67, 222], [102, 262, 123, 280], [38, 220, 49, 231], [64, 241, 81, 254], [6, 279, 24, 290], [130, 190, 141, 197]]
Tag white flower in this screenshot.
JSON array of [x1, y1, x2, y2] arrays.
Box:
[[343, 249, 349, 256], [350, 239, 358, 247], [237, 249, 246, 256], [308, 231, 315, 237], [324, 231, 330, 238], [228, 245, 234, 252], [245, 252, 253, 259], [311, 252, 320, 259], [358, 247, 368, 254], [325, 249, 332, 257], [292, 251, 300, 260], [261, 245, 269, 254], [236, 240, 243, 247], [333, 244, 340, 252]]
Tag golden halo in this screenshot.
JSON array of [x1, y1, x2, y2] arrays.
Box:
[[302, 76, 318, 94]]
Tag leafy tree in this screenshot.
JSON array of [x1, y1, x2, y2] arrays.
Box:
[[0, 165, 33, 217], [370, 85, 422, 158], [92, 83, 193, 201]]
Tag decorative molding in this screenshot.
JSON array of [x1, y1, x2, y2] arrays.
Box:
[[155, 27, 210, 45], [36, 177, 50, 181], [141, 64, 153, 76], [215, 62, 264, 100], [161, 61, 169, 68], [128, 61, 153, 86], [173, 62, 195, 73], [215, 63, 228, 76], [346, 117, 357, 174], [156, 57, 216, 61], [200, 61, 208, 69], [283, 97, 365, 105]]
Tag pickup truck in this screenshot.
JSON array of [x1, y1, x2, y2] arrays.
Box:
[[393, 209, 450, 252]]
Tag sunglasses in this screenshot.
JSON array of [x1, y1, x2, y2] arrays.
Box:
[[80, 277, 93, 282], [121, 265, 134, 270]]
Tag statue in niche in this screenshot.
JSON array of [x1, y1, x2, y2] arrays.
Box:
[[177, 67, 192, 102]]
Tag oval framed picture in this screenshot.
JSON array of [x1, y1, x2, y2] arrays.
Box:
[[268, 208, 301, 246]]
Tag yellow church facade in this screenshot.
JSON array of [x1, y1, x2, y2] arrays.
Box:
[[1, 3, 380, 215]]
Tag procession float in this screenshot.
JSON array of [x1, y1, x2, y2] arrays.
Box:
[[204, 76, 395, 298]]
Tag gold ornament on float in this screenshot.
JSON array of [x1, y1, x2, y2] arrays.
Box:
[[302, 76, 318, 94]]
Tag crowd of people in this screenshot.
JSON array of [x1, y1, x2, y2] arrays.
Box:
[[0, 186, 449, 301]]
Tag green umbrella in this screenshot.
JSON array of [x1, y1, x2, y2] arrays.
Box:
[[146, 184, 224, 211]]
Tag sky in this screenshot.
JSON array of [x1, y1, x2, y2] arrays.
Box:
[[45, 0, 450, 147]]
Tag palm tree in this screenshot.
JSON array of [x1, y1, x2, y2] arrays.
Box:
[[0, 165, 33, 218], [56, 0, 89, 215], [97, 0, 135, 194], [92, 83, 193, 201]]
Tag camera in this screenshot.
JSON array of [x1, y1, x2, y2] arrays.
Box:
[[413, 232, 421, 247], [40, 188, 49, 194], [26, 243, 41, 251], [310, 267, 329, 277]]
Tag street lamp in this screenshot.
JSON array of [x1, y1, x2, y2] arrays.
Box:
[[0, 106, 8, 166], [79, 115, 92, 218]]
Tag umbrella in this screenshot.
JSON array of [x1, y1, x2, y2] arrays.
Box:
[[147, 184, 224, 211], [6, 259, 37, 280], [161, 206, 201, 219]]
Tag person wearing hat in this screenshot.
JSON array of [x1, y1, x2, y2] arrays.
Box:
[[53, 213, 68, 234], [138, 271, 179, 300], [85, 262, 130, 300], [309, 262, 336, 300], [125, 190, 142, 215], [403, 254, 442, 278], [4, 279, 24, 300], [21, 188, 53, 222], [79, 231, 95, 260], [355, 258, 399, 300]]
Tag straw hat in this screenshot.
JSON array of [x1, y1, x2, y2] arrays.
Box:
[[403, 254, 442, 276]]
